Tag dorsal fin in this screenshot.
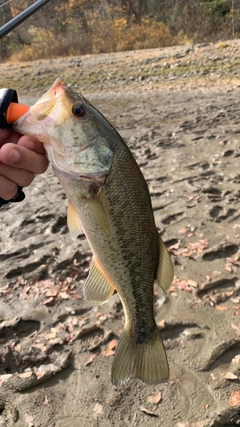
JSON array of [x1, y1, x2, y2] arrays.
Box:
[[156, 236, 174, 292]]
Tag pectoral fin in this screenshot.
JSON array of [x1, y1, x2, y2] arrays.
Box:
[[87, 195, 110, 236], [156, 236, 174, 292], [83, 258, 115, 304], [67, 201, 82, 240]]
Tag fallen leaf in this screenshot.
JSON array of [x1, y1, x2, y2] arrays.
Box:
[[224, 372, 238, 380], [231, 323, 240, 335], [93, 402, 103, 420], [140, 406, 158, 417], [25, 413, 34, 427], [178, 228, 188, 234], [232, 355, 240, 364], [59, 291, 69, 299], [45, 331, 57, 340], [102, 338, 118, 356], [187, 279, 198, 288], [102, 348, 115, 357], [146, 392, 162, 404], [0, 317, 19, 328], [191, 421, 211, 427], [84, 353, 97, 366], [159, 319, 165, 329], [43, 297, 55, 306], [35, 371, 45, 380], [45, 289, 58, 297], [108, 339, 118, 350], [229, 390, 240, 407], [216, 305, 228, 311], [0, 373, 13, 386], [210, 373, 217, 381], [43, 396, 48, 405], [18, 372, 33, 379], [177, 423, 190, 427]]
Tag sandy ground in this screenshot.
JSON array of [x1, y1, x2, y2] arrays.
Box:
[[0, 41, 240, 427]]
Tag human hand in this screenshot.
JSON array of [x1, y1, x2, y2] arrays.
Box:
[[0, 128, 49, 201]]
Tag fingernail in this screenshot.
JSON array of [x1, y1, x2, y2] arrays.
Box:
[[8, 148, 21, 163], [24, 140, 35, 150]]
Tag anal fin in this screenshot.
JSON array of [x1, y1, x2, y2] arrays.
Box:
[[156, 236, 174, 292], [83, 258, 115, 305]]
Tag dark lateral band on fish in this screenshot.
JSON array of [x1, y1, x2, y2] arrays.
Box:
[[12, 78, 174, 386]]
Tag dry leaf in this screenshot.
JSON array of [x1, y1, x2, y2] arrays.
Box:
[[231, 323, 240, 335], [84, 354, 96, 366], [216, 305, 228, 311], [43, 297, 55, 305], [146, 392, 162, 404], [187, 279, 198, 288], [140, 406, 158, 417], [178, 228, 188, 234], [35, 371, 45, 380], [18, 372, 33, 379], [59, 291, 69, 299], [102, 339, 118, 356], [191, 421, 211, 427], [108, 339, 118, 350], [224, 372, 238, 380], [93, 402, 103, 420], [232, 355, 240, 364], [159, 319, 165, 329], [229, 390, 240, 407], [102, 348, 115, 357], [43, 396, 48, 405], [0, 373, 13, 385], [0, 317, 19, 328], [25, 413, 34, 427]]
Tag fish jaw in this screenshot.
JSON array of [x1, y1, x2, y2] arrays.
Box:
[[13, 78, 69, 144]]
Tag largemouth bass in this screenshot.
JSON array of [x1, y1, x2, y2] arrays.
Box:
[[13, 78, 174, 386]]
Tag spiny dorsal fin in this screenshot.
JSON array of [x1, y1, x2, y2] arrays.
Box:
[[83, 258, 115, 305], [156, 236, 174, 292], [87, 195, 111, 237], [67, 200, 82, 240]]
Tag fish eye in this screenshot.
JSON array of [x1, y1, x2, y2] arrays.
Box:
[[72, 103, 86, 117]]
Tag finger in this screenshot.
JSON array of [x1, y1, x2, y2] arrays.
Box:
[[0, 143, 49, 174], [0, 174, 18, 200], [17, 135, 47, 154], [0, 163, 34, 187], [0, 128, 21, 147]]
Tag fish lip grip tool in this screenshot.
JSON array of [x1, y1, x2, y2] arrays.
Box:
[[0, 88, 30, 127], [0, 88, 30, 207], [5, 102, 30, 124]]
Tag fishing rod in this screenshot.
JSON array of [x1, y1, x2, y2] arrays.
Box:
[[0, 0, 52, 39]]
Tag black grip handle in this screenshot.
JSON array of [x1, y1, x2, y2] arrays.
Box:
[[0, 88, 18, 127], [0, 88, 25, 207]]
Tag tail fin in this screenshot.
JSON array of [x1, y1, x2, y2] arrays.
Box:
[[111, 326, 169, 386]]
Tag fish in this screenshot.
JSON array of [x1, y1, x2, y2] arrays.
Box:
[[13, 78, 174, 386]]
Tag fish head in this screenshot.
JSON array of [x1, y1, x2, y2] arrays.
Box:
[[13, 78, 113, 182]]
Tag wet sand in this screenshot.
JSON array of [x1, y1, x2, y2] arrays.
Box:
[[0, 41, 240, 426]]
